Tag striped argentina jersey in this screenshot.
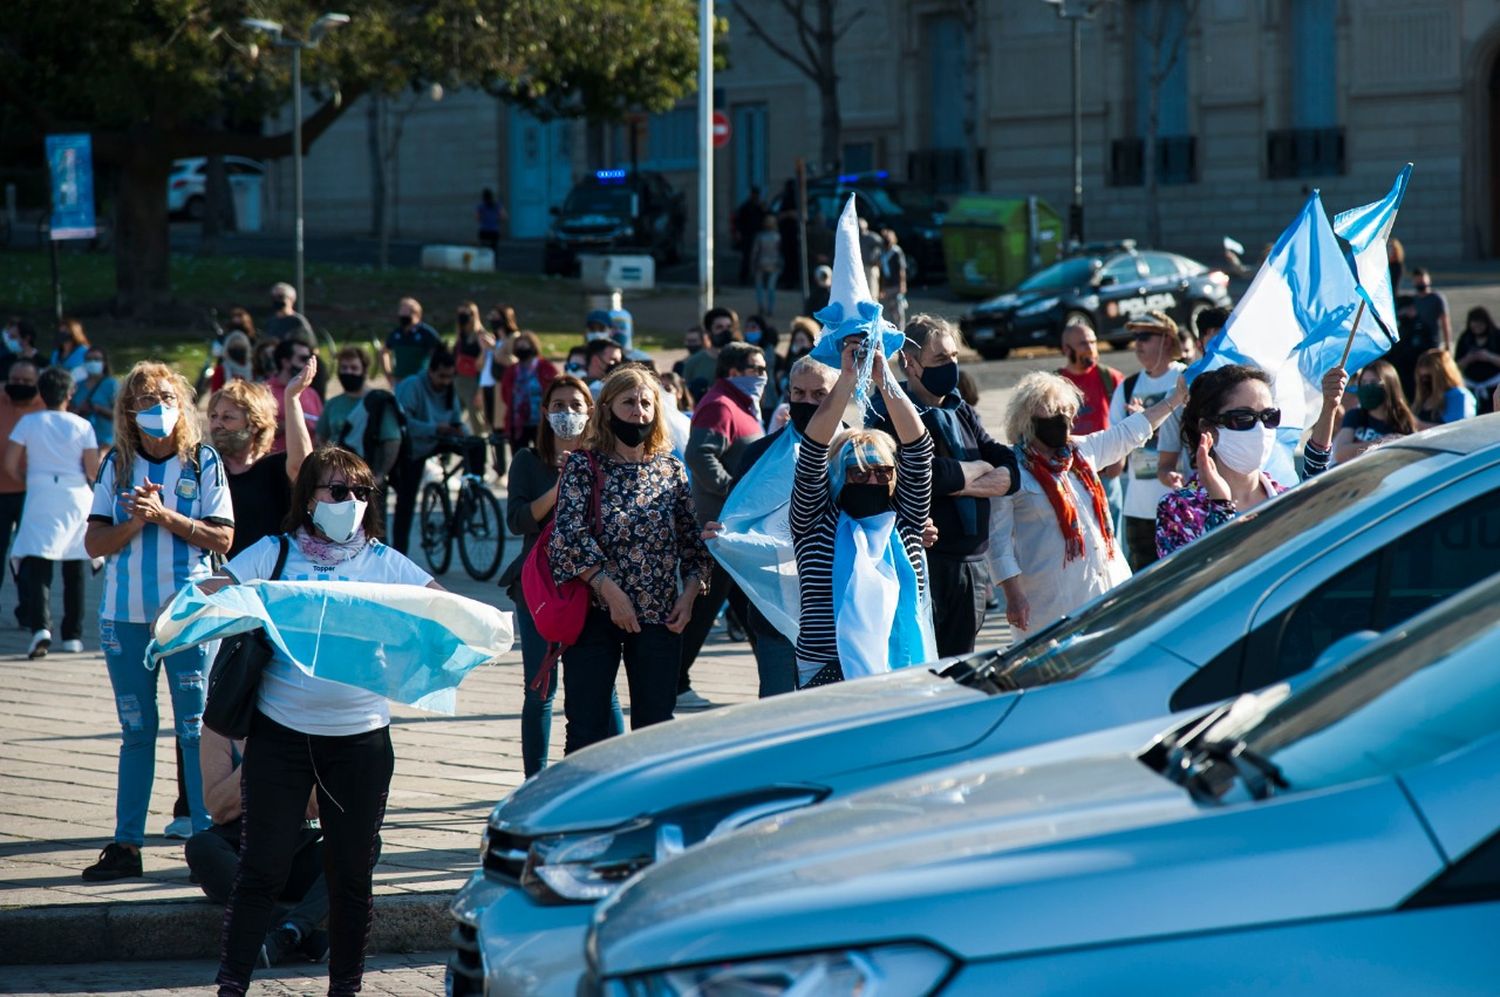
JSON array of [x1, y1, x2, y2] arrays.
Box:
[[88, 444, 235, 624], [789, 432, 933, 671]]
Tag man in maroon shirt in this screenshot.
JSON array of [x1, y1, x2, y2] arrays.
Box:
[[1055, 321, 1126, 520]]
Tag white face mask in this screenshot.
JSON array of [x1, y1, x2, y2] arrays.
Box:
[[547, 411, 589, 439], [85, 360, 105, 377], [135, 404, 180, 439], [1212, 424, 1276, 475], [312, 498, 366, 544]]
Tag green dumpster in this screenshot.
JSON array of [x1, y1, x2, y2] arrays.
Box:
[[942, 196, 1064, 299]]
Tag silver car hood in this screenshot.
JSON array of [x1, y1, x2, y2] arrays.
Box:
[[593, 748, 1437, 976], [497, 668, 1002, 831]]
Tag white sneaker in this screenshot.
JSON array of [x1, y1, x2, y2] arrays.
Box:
[[675, 689, 713, 711], [27, 629, 51, 659], [162, 816, 193, 840], [60, 639, 84, 654]]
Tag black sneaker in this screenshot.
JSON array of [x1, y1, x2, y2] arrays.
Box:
[[259, 926, 300, 968], [82, 843, 142, 882], [299, 928, 330, 964]]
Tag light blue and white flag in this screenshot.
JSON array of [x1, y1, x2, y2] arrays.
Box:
[[1332, 164, 1411, 348], [710, 427, 803, 642], [147, 581, 514, 714]]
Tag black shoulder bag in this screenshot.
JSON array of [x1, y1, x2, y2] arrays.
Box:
[[202, 535, 291, 738]]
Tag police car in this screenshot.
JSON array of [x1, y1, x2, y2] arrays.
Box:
[[543, 169, 686, 275], [960, 245, 1232, 359]]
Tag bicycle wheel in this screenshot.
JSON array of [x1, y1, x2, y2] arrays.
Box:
[[457, 481, 507, 581], [419, 481, 453, 575]]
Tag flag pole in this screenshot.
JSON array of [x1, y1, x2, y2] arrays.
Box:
[[1336, 298, 1367, 370]]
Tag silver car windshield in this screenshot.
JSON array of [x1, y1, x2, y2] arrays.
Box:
[[989, 447, 1438, 693], [1230, 579, 1500, 791]]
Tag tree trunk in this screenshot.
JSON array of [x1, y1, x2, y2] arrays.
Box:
[[367, 94, 388, 267], [113, 152, 173, 319], [816, 0, 841, 173], [961, 0, 981, 191], [201, 153, 228, 255]]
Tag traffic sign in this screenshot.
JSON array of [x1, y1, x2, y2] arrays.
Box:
[[712, 111, 731, 148]]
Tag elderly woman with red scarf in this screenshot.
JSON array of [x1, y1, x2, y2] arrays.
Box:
[[987, 371, 1185, 645]]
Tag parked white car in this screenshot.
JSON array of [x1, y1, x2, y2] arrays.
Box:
[[589, 573, 1500, 994], [167, 156, 264, 219], [449, 417, 1500, 996]]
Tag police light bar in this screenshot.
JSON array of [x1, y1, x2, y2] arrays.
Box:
[[595, 169, 628, 183], [836, 170, 890, 183]]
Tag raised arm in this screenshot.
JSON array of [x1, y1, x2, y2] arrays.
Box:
[[283, 355, 317, 482]]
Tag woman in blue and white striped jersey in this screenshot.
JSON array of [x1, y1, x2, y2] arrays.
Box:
[[80, 362, 235, 882]]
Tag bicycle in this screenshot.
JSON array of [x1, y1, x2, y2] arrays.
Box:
[[418, 437, 509, 581]]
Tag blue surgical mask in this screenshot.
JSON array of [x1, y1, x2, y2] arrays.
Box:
[[2, 334, 19, 354], [85, 360, 105, 377], [729, 373, 768, 403], [745, 329, 763, 345]]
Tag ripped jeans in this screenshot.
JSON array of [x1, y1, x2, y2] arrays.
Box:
[[101, 619, 212, 846]]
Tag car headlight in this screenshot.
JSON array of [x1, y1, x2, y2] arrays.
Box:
[[604, 944, 953, 996], [1015, 296, 1060, 316], [518, 788, 824, 905], [918, 227, 940, 240]]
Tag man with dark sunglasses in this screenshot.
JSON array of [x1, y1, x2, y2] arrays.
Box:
[[1109, 312, 1186, 570]]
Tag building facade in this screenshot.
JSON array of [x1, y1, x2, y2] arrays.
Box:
[[267, 0, 1500, 267]]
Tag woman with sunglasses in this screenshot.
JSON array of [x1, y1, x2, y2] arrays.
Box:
[[81, 363, 236, 882], [990, 370, 1183, 645], [1156, 365, 1286, 558], [210, 356, 444, 995]]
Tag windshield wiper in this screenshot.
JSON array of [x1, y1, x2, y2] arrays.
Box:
[[939, 648, 1017, 693], [1183, 738, 1289, 803]]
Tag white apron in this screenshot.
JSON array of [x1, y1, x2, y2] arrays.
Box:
[[11, 471, 93, 562]]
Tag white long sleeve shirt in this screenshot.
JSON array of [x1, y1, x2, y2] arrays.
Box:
[[988, 413, 1153, 645]]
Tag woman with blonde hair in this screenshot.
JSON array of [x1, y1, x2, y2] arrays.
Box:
[[989, 369, 1183, 644], [80, 362, 235, 882], [548, 365, 711, 752], [209, 378, 301, 557], [1412, 348, 1477, 428]]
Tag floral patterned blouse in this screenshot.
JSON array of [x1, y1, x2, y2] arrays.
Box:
[[1155, 472, 1287, 559], [547, 448, 712, 626]]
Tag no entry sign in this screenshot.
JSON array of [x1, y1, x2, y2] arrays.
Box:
[[712, 111, 731, 148]]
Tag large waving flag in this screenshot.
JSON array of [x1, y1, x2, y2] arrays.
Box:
[[1332, 163, 1411, 349], [710, 428, 803, 642], [147, 581, 514, 714]]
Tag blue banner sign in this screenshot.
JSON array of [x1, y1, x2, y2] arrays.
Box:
[[45, 133, 97, 240]]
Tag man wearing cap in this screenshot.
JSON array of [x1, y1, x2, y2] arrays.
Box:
[[262, 283, 318, 349], [1109, 311, 1187, 570]]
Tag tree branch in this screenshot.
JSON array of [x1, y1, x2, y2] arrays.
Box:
[[166, 84, 366, 159], [730, 0, 818, 80], [835, 8, 865, 40]]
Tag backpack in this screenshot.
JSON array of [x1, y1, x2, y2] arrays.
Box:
[[520, 452, 605, 692], [342, 389, 409, 468]]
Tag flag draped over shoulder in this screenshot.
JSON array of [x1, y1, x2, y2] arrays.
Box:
[[146, 581, 514, 715], [710, 428, 803, 642]]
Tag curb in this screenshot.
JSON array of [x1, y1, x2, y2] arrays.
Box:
[[0, 892, 453, 966]]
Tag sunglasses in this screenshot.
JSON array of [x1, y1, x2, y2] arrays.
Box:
[[1132, 330, 1165, 343], [320, 483, 373, 502], [845, 465, 895, 485], [1212, 407, 1282, 431]]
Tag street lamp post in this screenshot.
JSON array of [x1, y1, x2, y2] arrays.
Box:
[[242, 13, 350, 309], [1043, 0, 1108, 245], [698, 0, 714, 317]]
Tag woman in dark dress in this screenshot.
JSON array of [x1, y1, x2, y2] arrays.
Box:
[[208, 380, 301, 555]]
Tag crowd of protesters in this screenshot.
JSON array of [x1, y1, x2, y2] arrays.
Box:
[[1, 240, 1489, 996]]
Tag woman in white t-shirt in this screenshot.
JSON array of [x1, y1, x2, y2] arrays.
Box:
[[1107, 312, 1187, 571], [5, 366, 99, 657], [209, 367, 444, 995]]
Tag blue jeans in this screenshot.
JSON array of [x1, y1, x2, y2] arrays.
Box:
[[101, 619, 211, 846], [514, 598, 622, 777], [562, 609, 680, 754], [755, 269, 781, 315], [746, 603, 796, 698]]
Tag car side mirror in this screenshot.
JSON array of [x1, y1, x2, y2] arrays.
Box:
[[1096, 275, 1117, 287]]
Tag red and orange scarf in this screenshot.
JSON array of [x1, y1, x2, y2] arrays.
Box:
[[1022, 442, 1116, 563]]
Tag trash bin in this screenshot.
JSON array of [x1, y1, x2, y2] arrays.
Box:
[[228, 173, 263, 233], [942, 195, 1063, 299]]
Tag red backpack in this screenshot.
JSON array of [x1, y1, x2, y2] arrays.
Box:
[[520, 451, 604, 691]]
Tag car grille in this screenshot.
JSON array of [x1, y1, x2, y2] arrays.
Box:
[[483, 828, 532, 885], [448, 920, 484, 996]]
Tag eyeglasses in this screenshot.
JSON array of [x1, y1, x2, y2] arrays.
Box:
[[129, 392, 175, 411], [743, 364, 768, 375], [1213, 407, 1282, 430], [845, 465, 895, 485], [1132, 331, 1165, 344], [320, 483, 373, 502]]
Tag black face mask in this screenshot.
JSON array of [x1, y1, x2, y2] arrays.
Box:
[[838, 482, 892, 519], [4, 383, 37, 403], [788, 401, 819, 436], [611, 414, 648, 447], [788, 344, 811, 360], [919, 361, 960, 399], [513, 346, 536, 361], [685, 343, 703, 355], [227, 347, 249, 364], [397, 315, 414, 328], [710, 330, 734, 349], [1032, 414, 1071, 449], [338, 372, 366, 394]]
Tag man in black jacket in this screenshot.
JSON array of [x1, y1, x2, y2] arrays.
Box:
[[869, 315, 1017, 657]]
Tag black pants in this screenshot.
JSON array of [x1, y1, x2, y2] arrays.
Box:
[[563, 609, 680, 754], [1125, 516, 1158, 573], [677, 565, 739, 694], [927, 554, 991, 658], [0, 490, 24, 598], [216, 713, 393, 996], [390, 455, 427, 555], [17, 556, 83, 639], [187, 819, 337, 939]]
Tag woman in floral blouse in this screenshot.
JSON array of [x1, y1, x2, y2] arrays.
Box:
[[1156, 365, 1288, 557], [548, 366, 711, 752]]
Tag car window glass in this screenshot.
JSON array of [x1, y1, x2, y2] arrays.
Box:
[[992, 447, 1442, 693], [1243, 489, 1500, 691], [1141, 253, 1183, 278], [1017, 257, 1098, 291], [564, 187, 632, 215], [860, 188, 901, 215], [1100, 256, 1143, 284]]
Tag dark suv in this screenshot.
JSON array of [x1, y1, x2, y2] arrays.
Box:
[[543, 169, 686, 276], [769, 171, 947, 285]]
